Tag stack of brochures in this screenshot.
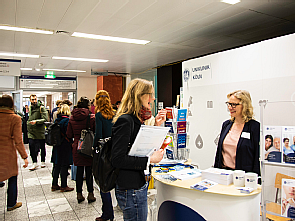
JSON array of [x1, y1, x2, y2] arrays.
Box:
[[167, 169, 201, 180], [190, 179, 218, 191], [202, 168, 234, 185]]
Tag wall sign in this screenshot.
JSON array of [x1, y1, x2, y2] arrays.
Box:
[[20, 78, 76, 90], [0, 59, 21, 76]]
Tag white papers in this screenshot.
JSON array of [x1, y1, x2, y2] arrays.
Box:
[[158, 159, 187, 164], [128, 125, 170, 157], [191, 179, 218, 191], [168, 169, 201, 180]]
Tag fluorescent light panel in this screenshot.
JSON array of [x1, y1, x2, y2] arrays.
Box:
[[52, 56, 108, 63], [20, 68, 32, 71], [221, 0, 240, 4], [0, 25, 53, 35], [0, 52, 39, 58], [72, 32, 150, 45], [43, 68, 86, 73]]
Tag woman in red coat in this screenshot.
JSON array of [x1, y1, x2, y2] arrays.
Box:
[[67, 96, 96, 203]]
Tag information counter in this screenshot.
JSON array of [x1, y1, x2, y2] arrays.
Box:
[[152, 168, 261, 221]]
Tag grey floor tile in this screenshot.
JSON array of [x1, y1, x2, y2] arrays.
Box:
[[74, 207, 99, 219], [4, 210, 29, 221], [52, 210, 78, 221], [29, 214, 54, 221]]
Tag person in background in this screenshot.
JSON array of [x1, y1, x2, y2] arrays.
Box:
[[51, 100, 62, 122], [53, 99, 73, 121], [214, 90, 260, 175], [93, 90, 115, 221], [22, 104, 29, 144], [51, 104, 74, 192], [66, 96, 96, 204], [0, 95, 29, 211], [91, 99, 95, 114], [290, 136, 295, 152], [27, 94, 48, 171], [283, 138, 294, 155], [112, 78, 167, 221]]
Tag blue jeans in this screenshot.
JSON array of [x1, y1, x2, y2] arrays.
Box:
[[115, 182, 148, 221], [100, 190, 114, 219], [7, 176, 17, 209]]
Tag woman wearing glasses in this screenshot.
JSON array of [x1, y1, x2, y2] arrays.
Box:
[[214, 90, 260, 175]]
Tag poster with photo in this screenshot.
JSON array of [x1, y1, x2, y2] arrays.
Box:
[[264, 126, 282, 162], [281, 179, 295, 218], [281, 126, 295, 164]]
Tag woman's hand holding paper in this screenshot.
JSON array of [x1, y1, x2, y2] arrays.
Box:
[[150, 149, 164, 163], [154, 109, 167, 126]]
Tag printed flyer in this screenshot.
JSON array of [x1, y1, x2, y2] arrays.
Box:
[[264, 126, 282, 162], [281, 179, 295, 218]]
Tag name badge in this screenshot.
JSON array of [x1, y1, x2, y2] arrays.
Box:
[[241, 132, 250, 139]]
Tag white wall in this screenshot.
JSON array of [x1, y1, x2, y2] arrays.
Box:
[[77, 76, 97, 102], [182, 33, 295, 170]]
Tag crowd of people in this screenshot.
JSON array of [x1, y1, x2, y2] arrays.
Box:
[[0, 80, 262, 221]]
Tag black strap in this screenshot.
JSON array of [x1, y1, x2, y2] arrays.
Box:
[[86, 113, 91, 130]]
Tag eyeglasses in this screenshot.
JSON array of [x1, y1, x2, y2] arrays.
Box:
[[225, 102, 241, 108], [145, 93, 155, 98]]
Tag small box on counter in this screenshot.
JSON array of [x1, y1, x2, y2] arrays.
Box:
[[202, 168, 234, 185]]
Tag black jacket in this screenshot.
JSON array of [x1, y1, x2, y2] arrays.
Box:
[[214, 119, 260, 176], [111, 114, 148, 190]]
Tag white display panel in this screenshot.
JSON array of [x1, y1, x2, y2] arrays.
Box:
[[19, 78, 76, 90], [0, 76, 15, 89], [182, 33, 295, 170]]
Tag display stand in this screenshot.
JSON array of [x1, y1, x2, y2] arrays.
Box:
[[260, 100, 295, 221]]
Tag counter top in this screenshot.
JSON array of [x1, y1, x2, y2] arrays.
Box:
[[152, 167, 261, 197]]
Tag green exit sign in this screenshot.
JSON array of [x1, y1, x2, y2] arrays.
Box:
[[45, 71, 56, 78]]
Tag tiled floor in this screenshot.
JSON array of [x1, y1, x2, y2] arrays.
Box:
[[1, 144, 157, 221]]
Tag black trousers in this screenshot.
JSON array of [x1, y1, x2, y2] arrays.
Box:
[[52, 164, 68, 188], [76, 166, 93, 193], [29, 139, 46, 163]]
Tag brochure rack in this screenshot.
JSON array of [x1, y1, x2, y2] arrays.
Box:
[[260, 100, 295, 221], [165, 107, 189, 160]]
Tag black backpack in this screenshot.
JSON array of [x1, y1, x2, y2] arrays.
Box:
[[93, 117, 134, 193], [45, 122, 62, 146]]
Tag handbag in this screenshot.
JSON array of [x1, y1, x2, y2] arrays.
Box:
[[77, 114, 94, 158]]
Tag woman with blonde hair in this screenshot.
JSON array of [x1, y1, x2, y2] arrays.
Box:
[[93, 90, 115, 221], [214, 90, 260, 175], [51, 104, 74, 192], [112, 78, 167, 221]]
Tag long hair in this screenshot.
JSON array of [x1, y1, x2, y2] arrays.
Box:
[[94, 90, 114, 120], [227, 90, 254, 123], [113, 78, 153, 123]]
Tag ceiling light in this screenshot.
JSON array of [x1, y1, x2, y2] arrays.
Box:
[[0, 25, 53, 35], [20, 68, 33, 71], [0, 52, 39, 58], [72, 32, 150, 45], [35, 68, 41, 71], [52, 56, 108, 63], [43, 68, 86, 73], [221, 0, 240, 4]]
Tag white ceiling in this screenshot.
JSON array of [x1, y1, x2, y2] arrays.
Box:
[[1, 0, 295, 77]]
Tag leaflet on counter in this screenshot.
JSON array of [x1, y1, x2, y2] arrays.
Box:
[[190, 179, 218, 191], [128, 125, 170, 157]]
